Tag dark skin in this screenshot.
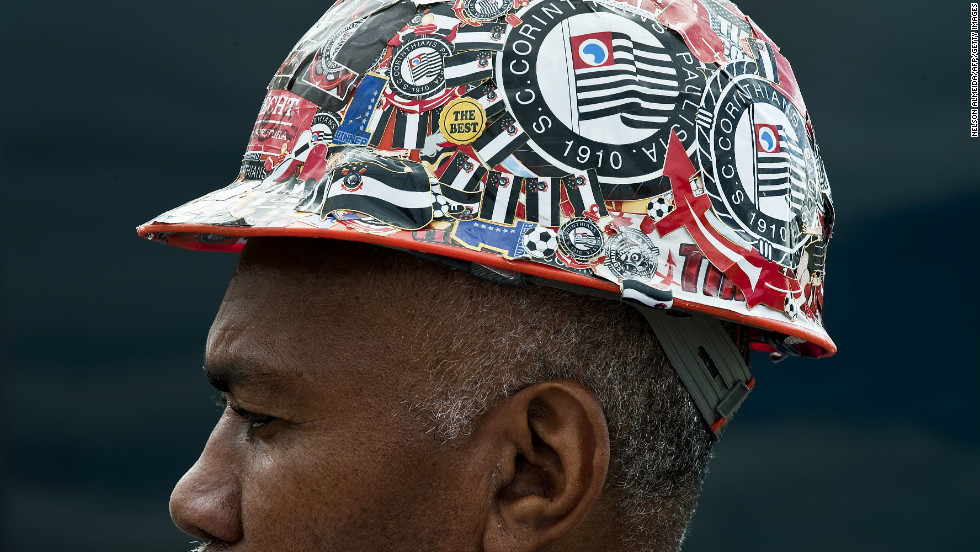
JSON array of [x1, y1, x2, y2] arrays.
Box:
[[170, 240, 619, 551]]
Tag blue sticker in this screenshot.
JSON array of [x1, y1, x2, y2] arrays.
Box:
[[451, 219, 534, 259], [333, 74, 388, 146]]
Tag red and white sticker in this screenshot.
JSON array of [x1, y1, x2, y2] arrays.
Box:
[[245, 90, 319, 157], [755, 124, 780, 153]]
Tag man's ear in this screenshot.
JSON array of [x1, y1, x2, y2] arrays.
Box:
[[482, 379, 610, 552]]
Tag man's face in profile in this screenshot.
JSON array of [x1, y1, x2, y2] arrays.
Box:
[[171, 242, 495, 551], [168, 238, 718, 552], [170, 236, 627, 552]]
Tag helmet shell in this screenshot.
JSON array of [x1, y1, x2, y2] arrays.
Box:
[[139, 0, 836, 358]]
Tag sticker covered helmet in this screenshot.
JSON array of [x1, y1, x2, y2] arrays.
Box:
[[138, 0, 836, 362]]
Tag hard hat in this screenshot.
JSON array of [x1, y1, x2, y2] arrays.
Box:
[[138, 0, 835, 436]]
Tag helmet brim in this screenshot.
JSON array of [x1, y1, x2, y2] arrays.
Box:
[[137, 213, 836, 359]]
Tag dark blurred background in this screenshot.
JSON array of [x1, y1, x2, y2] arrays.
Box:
[[2, 1, 977, 550]]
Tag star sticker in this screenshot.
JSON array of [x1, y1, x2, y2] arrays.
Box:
[[694, 60, 715, 82]]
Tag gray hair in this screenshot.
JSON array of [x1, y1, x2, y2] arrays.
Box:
[[401, 265, 718, 551]]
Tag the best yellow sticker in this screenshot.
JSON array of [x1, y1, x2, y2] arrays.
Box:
[[439, 97, 486, 145]]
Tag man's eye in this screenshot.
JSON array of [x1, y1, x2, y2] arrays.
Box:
[[229, 404, 275, 433], [214, 394, 275, 436]]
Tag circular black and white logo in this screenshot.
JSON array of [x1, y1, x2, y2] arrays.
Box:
[[313, 21, 363, 80], [497, 0, 706, 200], [604, 228, 659, 280], [557, 218, 604, 260], [697, 59, 818, 268], [390, 36, 453, 98], [461, 0, 512, 21]]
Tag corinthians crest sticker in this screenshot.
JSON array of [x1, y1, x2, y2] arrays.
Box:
[[697, 53, 820, 268], [390, 36, 454, 99], [497, 0, 708, 201], [557, 218, 604, 261], [454, 0, 513, 22], [605, 228, 660, 280]]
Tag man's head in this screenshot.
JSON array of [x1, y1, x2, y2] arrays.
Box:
[[170, 237, 723, 551], [143, 0, 837, 548]]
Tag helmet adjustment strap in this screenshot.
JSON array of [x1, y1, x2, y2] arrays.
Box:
[[637, 307, 753, 438], [526, 276, 753, 438], [415, 267, 752, 438]]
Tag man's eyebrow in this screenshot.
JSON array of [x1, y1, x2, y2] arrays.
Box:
[[203, 356, 289, 396]]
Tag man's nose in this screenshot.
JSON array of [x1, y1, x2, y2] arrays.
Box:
[[170, 415, 244, 544]]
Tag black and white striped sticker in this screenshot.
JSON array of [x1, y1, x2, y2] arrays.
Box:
[[497, 0, 707, 201]]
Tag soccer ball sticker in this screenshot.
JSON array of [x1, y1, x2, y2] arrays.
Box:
[[784, 294, 800, 321], [647, 191, 674, 221], [431, 188, 450, 219], [521, 226, 559, 259]]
